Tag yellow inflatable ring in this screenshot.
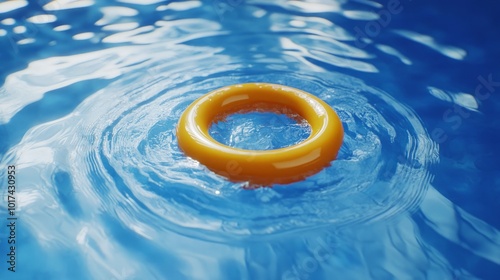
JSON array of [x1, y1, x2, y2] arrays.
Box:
[[176, 83, 344, 185]]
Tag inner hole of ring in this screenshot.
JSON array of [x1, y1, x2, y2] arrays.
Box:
[[208, 106, 312, 151]]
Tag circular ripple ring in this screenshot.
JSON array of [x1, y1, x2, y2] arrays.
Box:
[[176, 83, 344, 185]]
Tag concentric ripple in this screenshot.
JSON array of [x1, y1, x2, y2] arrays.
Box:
[[0, 0, 452, 277], [98, 72, 437, 240], [0, 40, 438, 246], [2, 38, 437, 243]]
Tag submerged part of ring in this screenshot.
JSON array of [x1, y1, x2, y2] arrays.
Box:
[[176, 83, 344, 185]]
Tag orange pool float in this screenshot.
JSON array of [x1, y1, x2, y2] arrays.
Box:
[[176, 83, 344, 185]]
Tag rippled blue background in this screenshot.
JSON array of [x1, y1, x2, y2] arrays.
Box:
[[0, 0, 499, 279]]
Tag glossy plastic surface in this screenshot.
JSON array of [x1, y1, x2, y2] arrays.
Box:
[[176, 83, 344, 185]]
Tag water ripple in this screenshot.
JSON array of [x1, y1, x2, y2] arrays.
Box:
[[2, 0, 490, 278], [2, 37, 437, 243]]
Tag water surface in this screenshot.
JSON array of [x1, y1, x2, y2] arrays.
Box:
[[0, 0, 499, 279]]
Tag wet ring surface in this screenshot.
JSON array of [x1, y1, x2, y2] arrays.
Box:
[[176, 83, 344, 185]]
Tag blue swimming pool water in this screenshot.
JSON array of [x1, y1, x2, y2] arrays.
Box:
[[210, 111, 312, 150], [0, 0, 499, 279]]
